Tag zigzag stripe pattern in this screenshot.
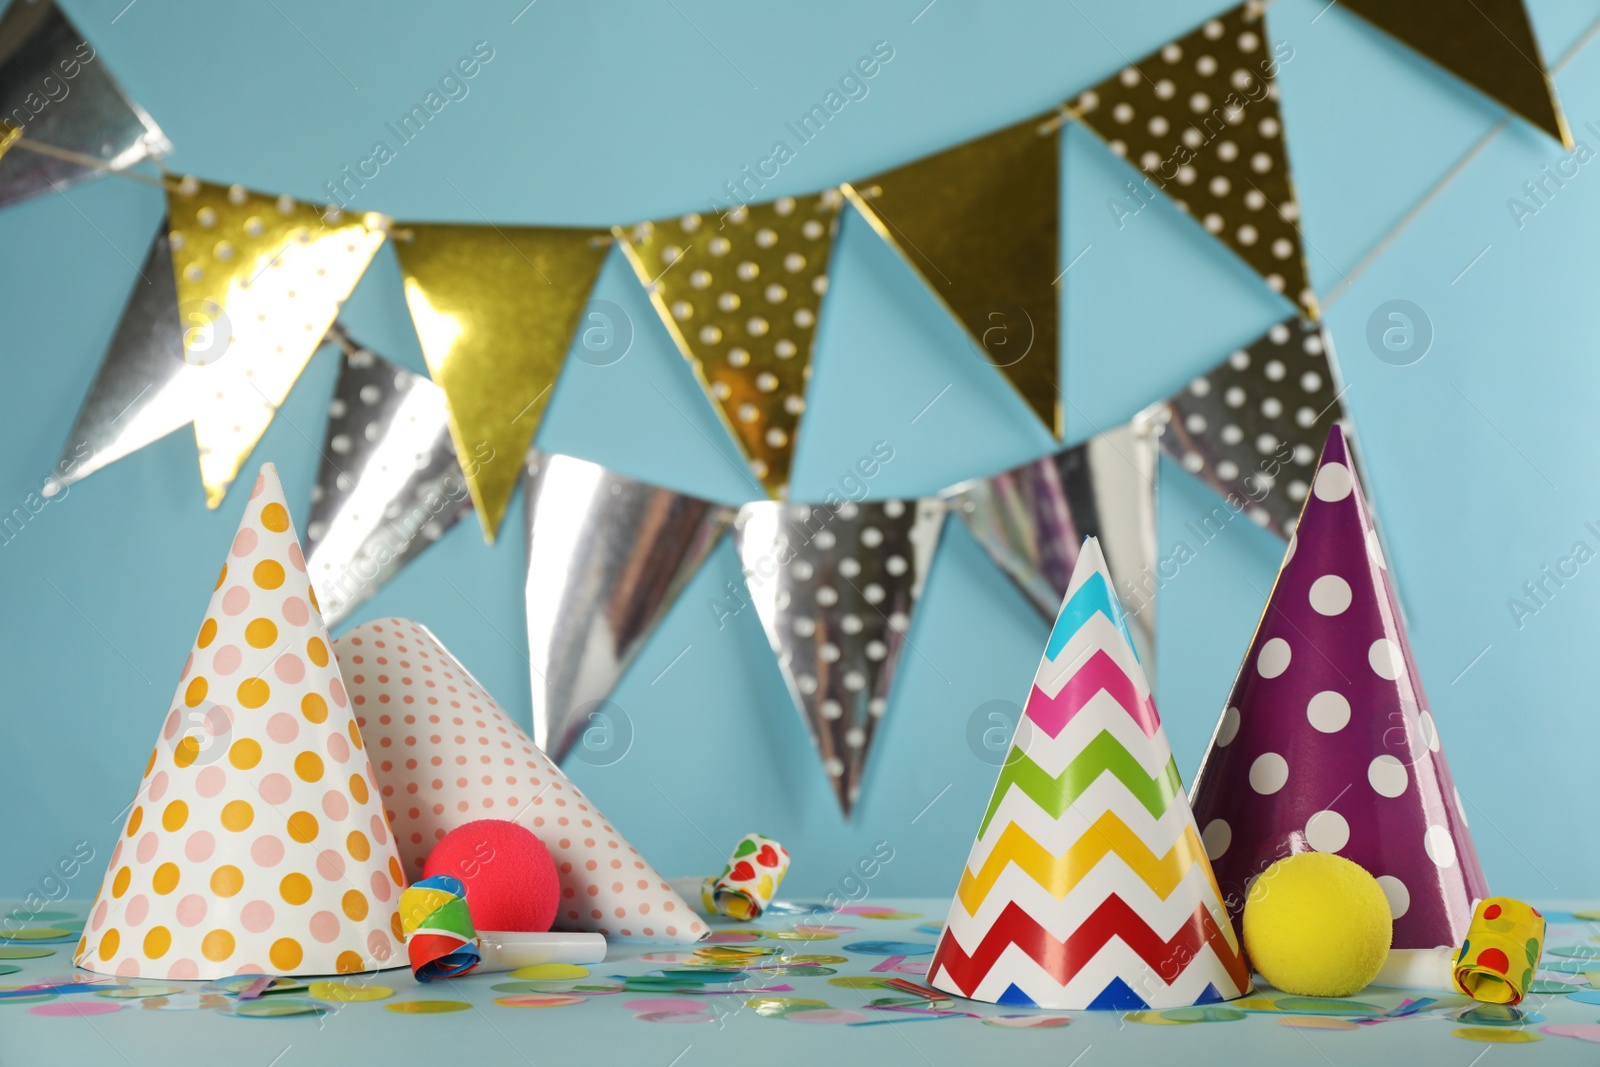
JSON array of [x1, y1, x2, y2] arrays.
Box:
[[932, 897, 1250, 998], [977, 732, 1182, 837], [1024, 648, 1161, 740], [1045, 570, 1137, 661], [957, 813, 1215, 913], [932, 537, 1248, 1010]]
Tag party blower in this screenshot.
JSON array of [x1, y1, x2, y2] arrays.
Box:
[[399, 876, 606, 981]]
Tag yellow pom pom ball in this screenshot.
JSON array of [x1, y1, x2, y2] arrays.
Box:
[[1242, 852, 1393, 997]]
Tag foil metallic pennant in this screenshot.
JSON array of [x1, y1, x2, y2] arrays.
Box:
[[524, 450, 732, 761], [1159, 315, 1343, 539], [616, 192, 842, 498], [1073, 2, 1315, 317], [302, 324, 470, 628], [844, 113, 1062, 437], [929, 538, 1249, 1009], [943, 420, 1160, 671], [393, 223, 610, 543], [1188, 426, 1489, 949], [0, 0, 168, 209], [733, 496, 945, 815], [51, 216, 194, 490], [165, 179, 388, 508], [1343, 0, 1570, 147]]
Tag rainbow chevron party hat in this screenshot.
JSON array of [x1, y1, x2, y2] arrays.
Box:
[[930, 538, 1249, 1009]]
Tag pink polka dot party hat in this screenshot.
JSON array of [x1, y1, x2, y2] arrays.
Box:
[[77, 463, 407, 979], [1188, 424, 1488, 949], [333, 618, 708, 944]]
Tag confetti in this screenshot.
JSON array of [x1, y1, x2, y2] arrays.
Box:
[[229, 999, 327, 1019], [1452, 1028, 1543, 1044], [386, 1000, 472, 1014], [28, 1000, 121, 1018], [494, 994, 585, 1008], [306, 981, 393, 1003], [842, 941, 935, 956], [507, 964, 590, 981], [787, 1007, 870, 1024], [982, 1014, 1072, 1029]]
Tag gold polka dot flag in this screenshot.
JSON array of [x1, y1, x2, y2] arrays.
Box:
[[844, 113, 1062, 438], [1072, 2, 1317, 318], [76, 463, 406, 979], [164, 180, 389, 509], [334, 618, 709, 944], [392, 223, 612, 543], [616, 193, 842, 498]]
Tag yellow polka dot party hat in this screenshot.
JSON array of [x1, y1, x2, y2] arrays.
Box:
[[76, 463, 406, 979]]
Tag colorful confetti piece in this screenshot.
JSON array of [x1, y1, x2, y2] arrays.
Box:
[[27, 1000, 121, 1018], [0, 947, 55, 960], [386, 1000, 472, 1014], [635, 1010, 714, 1024], [1160, 1006, 1247, 1023], [1279, 1016, 1360, 1031], [306, 981, 393, 1003], [1542, 1023, 1600, 1043], [842, 941, 935, 956], [1452, 1028, 1543, 1043], [746, 996, 828, 1017], [787, 1007, 870, 1024], [983, 1014, 1072, 1029], [230, 999, 326, 1019], [495, 994, 586, 1008], [1273, 997, 1382, 1017]]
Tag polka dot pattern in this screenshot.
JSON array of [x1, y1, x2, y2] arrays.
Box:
[[1075, 5, 1314, 315], [301, 326, 469, 628], [1160, 316, 1341, 537], [618, 193, 841, 499], [167, 180, 388, 509], [1186, 426, 1487, 950], [77, 465, 403, 979], [334, 618, 708, 944], [731, 498, 945, 813]]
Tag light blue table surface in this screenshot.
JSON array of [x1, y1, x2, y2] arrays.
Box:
[[5, 898, 1600, 1065]]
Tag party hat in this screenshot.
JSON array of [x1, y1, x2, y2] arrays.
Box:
[[334, 619, 708, 944], [930, 538, 1249, 1009], [76, 464, 405, 979], [1188, 425, 1487, 948]]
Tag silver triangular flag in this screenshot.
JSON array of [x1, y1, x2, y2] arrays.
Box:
[[303, 325, 471, 628], [0, 0, 169, 208], [1159, 315, 1344, 539], [52, 217, 193, 490], [942, 419, 1159, 671], [733, 497, 946, 816], [526, 450, 731, 761]]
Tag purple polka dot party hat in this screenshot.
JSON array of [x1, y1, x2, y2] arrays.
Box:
[[76, 463, 406, 979], [1188, 425, 1488, 949]]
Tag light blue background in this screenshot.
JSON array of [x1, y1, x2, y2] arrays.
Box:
[[3, 0, 1598, 912]]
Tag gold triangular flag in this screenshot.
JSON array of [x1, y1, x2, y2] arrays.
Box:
[[0, 123, 20, 163], [1343, 0, 1569, 147], [1074, 2, 1316, 317], [166, 180, 387, 507], [616, 193, 842, 498], [844, 114, 1061, 437], [393, 223, 610, 542]]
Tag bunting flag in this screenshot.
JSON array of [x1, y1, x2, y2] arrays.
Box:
[[302, 325, 470, 628], [1158, 315, 1344, 539], [616, 192, 842, 498], [1073, 2, 1315, 317], [733, 497, 946, 815], [0, 0, 168, 209], [844, 113, 1062, 436], [1188, 426, 1489, 948], [0, 121, 18, 162], [1343, 0, 1570, 147], [943, 420, 1160, 669], [523, 450, 732, 760], [166, 179, 388, 507], [393, 223, 610, 542], [51, 217, 193, 489], [929, 538, 1249, 1009]]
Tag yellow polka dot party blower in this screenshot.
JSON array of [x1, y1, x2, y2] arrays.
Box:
[[1374, 897, 1546, 1004], [398, 876, 605, 981]]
